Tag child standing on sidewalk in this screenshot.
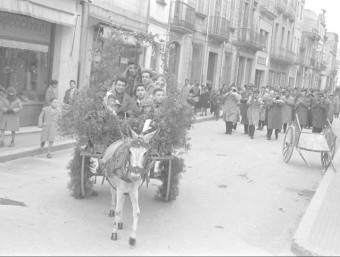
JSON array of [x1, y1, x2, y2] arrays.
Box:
[[0, 87, 23, 147], [38, 98, 61, 158]]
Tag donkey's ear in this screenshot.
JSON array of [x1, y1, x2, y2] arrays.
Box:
[[130, 127, 139, 140], [143, 128, 160, 144]]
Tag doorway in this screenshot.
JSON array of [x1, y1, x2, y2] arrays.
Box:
[[207, 52, 217, 89]]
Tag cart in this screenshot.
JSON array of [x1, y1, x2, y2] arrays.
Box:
[[282, 114, 337, 172], [79, 145, 174, 200]]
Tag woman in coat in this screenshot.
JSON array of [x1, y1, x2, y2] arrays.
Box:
[[39, 98, 61, 158], [266, 91, 284, 140], [0, 87, 23, 147], [222, 86, 240, 135], [246, 89, 263, 139], [282, 90, 295, 133]]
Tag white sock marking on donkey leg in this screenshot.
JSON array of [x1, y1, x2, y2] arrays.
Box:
[[129, 191, 140, 246], [109, 187, 116, 217]]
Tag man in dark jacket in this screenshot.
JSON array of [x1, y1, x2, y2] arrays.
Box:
[[311, 92, 329, 133], [63, 80, 78, 105], [110, 77, 140, 119]]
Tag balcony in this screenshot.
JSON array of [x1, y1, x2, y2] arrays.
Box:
[[271, 46, 295, 65], [284, 5, 295, 21], [303, 31, 321, 42], [233, 28, 266, 52], [275, 0, 287, 13], [170, 1, 195, 34], [259, 1, 277, 20], [208, 16, 230, 43]]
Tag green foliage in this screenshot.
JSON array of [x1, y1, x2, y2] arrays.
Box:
[[155, 156, 186, 201], [67, 145, 95, 199], [59, 25, 193, 200]]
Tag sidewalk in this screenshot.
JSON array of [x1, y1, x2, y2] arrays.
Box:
[[291, 118, 340, 256], [0, 112, 217, 163]]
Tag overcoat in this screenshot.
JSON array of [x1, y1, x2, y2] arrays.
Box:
[[267, 98, 283, 129], [240, 91, 249, 125], [246, 97, 262, 125], [222, 92, 240, 123], [295, 96, 311, 126], [282, 95, 295, 124], [334, 95, 340, 115], [311, 99, 329, 129], [39, 106, 61, 142], [327, 99, 335, 122], [0, 98, 22, 131]]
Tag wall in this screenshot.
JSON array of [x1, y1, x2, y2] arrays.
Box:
[[51, 15, 82, 104]]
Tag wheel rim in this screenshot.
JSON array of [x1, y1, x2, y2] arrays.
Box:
[[283, 126, 295, 163]]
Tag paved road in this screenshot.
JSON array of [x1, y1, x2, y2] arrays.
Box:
[[0, 120, 326, 255]]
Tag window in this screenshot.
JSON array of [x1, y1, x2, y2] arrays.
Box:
[[0, 47, 50, 103]]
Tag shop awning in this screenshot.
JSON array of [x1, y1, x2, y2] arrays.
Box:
[[0, 0, 77, 26], [0, 38, 49, 52]]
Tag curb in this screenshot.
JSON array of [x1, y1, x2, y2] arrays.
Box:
[[0, 140, 76, 163], [291, 145, 340, 256], [0, 116, 216, 163]]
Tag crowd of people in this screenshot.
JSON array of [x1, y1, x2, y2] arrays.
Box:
[[0, 59, 168, 158], [181, 80, 340, 140]]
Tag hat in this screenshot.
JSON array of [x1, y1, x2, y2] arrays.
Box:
[[141, 98, 154, 107]]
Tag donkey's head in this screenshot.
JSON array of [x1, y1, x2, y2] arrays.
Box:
[[127, 122, 159, 182]]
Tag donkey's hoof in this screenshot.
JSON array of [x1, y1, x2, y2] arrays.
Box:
[[108, 210, 115, 217], [111, 233, 118, 241], [129, 237, 136, 246], [118, 222, 123, 230]]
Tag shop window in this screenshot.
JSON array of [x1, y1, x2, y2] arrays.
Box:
[[0, 47, 50, 103]]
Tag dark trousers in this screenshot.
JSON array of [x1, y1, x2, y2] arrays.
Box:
[[267, 129, 279, 139], [283, 123, 288, 133], [225, 121, 234, 134], [243, 124, 249, 134], [312, 127, 322, 133], [249, 125, 255, 138]]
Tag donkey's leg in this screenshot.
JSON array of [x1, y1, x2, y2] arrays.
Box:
[[109, 186, 116, 217], [111, 189, 124, 241], [129, 190, 140, 246]]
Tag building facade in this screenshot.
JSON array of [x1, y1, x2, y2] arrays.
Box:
[[0, 0, 80, 126]]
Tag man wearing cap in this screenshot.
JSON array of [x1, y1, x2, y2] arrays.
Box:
[[295, 89, 311, 129], [44, 80, 58, 107]]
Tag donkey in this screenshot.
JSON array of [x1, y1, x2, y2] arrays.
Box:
[[100, 122, 159, 246]]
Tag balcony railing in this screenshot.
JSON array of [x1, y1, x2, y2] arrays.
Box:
[[234, 28, 266, 51], [271, 46, 295, 64], [259, 0, 276, 18], [208, 16, 230, 42], [170, 1, 195, 34]]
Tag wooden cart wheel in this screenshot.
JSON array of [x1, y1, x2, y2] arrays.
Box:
[[283, 126, 295, 163], [321, 152, 331, 170], [321, 140, 336, 170]]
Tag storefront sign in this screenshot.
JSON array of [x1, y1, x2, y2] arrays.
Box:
[[0, 11, 51, 45]]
